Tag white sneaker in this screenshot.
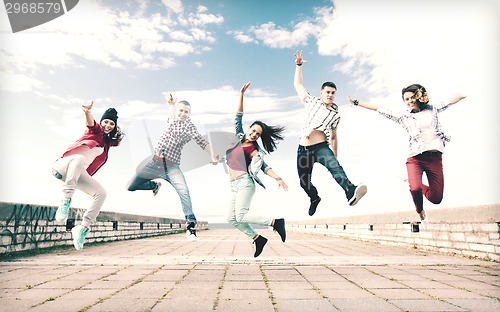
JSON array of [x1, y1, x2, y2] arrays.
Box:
[[55, 198, 71, 222], [186, 230, 198, 241], [186, 223, 197, 241], [71, 225, 90, 250], [419, 210, 429, 226]]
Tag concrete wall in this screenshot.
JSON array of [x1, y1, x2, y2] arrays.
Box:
[[0, 202, 208, 256], [287, 204, 500, 262]]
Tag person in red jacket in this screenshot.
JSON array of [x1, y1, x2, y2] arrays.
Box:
[[52, 101, 123, 250]]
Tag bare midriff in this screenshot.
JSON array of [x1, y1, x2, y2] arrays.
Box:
[[299, 129, 327, 146]]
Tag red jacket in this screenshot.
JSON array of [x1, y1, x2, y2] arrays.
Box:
[[61, 122, 118, 176]]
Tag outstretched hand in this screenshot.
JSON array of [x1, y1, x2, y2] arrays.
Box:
[[82, 100, 94, 113], [168, 93, 177, 106], [347, 95, 356, 105], [241, 82, 251, 94], [448, 93, 467, 105], [294, 50, 306, 65]]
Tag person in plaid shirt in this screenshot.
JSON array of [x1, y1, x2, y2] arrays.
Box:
[[348, 84, 466, 224], [127, 94, 218, 240], [294, 50, 367, 217]]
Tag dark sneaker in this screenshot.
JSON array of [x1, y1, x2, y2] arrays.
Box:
[[272, 219, 286, 242], [153, 181, 162, 196], [186, 222, 197, 241], [309, 197, 321, 216], [253, 235, 268, 257], [346, 184, 367, 206]]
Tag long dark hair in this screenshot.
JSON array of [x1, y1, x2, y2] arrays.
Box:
[[249, 121, 285, 153]]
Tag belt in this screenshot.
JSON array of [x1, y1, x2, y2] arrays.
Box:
[[230, 173, 248, 182], [298, 141, 327, 151], [153, 154, 164, 161]]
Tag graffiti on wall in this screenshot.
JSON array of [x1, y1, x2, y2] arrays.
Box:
[[0, 203, 63, 251]]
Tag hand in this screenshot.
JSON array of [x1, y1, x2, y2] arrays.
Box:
[[294, 50, 306, 65], [82, 100, 94, 113], [114, 126, 125, 141], [168, 93, 177, 106], [210, 154, 220, 165], [347, 95, 357, 105], [277, 178, 288, 191], [448, 93, 467, 105], [241, 82, 251, 94]]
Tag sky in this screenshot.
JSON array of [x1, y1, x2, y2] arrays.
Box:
[[1, 0, 499, 224]]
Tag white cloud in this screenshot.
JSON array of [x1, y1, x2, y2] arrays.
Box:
[[318, 0, 499, 96], [0, 72, 44, 92], [169, 30, 195, 42], [188, 6, 224, 27], [230, 5, 330, 48], [0, 0, 226, 93], [228, 30, 258, 44], [162, 0, 183, 14], [249, 21, 320, 49]]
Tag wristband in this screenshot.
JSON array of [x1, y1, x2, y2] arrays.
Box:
[[353, 99, 359, 106], [276, 177, 282, 181], [296, 63, 302, 66]]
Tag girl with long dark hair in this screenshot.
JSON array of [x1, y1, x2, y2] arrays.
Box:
[[225, 82, 288, 257]]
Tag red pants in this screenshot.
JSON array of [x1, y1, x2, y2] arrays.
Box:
[[406, 151, 444, 213]]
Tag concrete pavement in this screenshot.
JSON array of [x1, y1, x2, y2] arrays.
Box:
[[1, 228, 499, 312]]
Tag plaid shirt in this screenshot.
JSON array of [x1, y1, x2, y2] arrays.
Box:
[[154, 117, 209, 165], [377, 102, 451, 157], [301, 95, 341, 141]]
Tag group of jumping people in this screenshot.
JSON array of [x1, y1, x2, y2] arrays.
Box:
[[51, 50, 466, 256]]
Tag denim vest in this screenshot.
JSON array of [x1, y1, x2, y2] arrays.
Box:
[[233, 112, 271, 189]]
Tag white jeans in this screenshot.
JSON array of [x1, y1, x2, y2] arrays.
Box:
[[226, 174, 272, 239], [52, 155, 106, 228]]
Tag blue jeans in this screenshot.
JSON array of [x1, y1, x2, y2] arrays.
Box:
[[226, 174, 272, 239], [127, 157, 196, 225], [296, 142, 352, 200]]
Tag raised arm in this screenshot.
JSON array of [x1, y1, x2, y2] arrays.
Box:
[[347, 95, 379, 111], [237, 82, 251, 113], [82, 101, 95, 127], [167, 93, 177, 118], [294, 50, 308, 103]]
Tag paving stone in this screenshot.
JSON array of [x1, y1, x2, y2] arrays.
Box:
[[1, 229, 498, 312]]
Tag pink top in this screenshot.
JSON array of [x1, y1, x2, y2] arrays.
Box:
[[61, 121, 119, 176], [226, 144, 257, 172]]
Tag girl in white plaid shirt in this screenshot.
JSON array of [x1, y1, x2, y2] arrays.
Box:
[[348, 84, 466, 224]]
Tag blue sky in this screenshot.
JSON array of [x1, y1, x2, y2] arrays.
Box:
[[1, 0, 499, 223]]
